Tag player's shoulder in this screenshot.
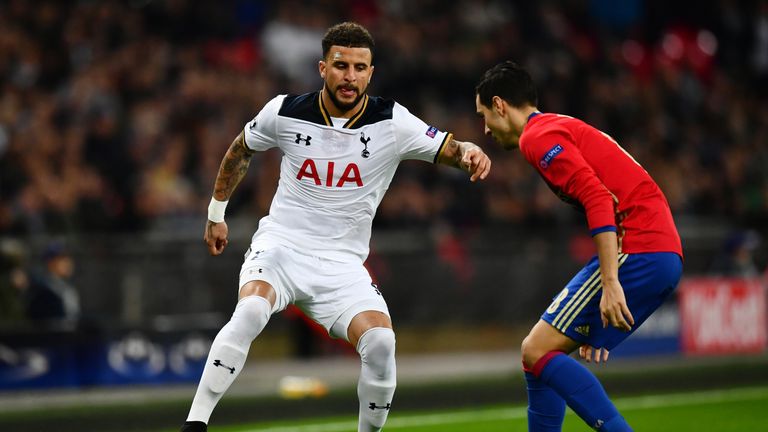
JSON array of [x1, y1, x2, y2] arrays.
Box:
[[529, 113, 581, 130], [387, 99, 436, 129], [524, 114, 583, 141], [277, 92, 319, 120], [366, 95, 396, 115], [519, 114, 577, 155], [541, 113, 595, 134], [248, 94, 287, 119], [345, 95, 396, 129]]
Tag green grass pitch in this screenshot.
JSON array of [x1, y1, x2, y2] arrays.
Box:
[[201, 386, 768, 432]]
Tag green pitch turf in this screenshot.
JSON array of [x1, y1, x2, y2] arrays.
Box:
[[208, 386, 768, 432]]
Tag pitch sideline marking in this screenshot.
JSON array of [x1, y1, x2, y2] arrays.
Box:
[[243, 386, 768, 432], [614, 385, 768, 410]]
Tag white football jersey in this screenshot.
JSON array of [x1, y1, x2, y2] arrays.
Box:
[[243, 92, 451, 262]]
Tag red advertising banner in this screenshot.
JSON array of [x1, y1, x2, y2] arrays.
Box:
[[680, 277, 767, 355]]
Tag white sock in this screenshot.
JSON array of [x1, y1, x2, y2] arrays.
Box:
[[186, 295, 271, 423], [356, 327, 397, 432]]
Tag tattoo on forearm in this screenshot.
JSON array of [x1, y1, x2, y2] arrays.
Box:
[[446, 138, 460, 166], [213, 133, 254, 200], [440, 137, 474, 168], [437, 137, 458, 167]]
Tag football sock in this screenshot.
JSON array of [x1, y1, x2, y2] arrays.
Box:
[[186, 295, 271, 424], [180, 420, 207, 432], [536, 351, 632, 431], [525, 372, 565, 431], [356, 327, 397, 432]]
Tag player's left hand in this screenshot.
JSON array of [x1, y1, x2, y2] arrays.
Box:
[[579, 344, 609, 364], [461, 146, 491, 182], [599, 279, 635, 331]]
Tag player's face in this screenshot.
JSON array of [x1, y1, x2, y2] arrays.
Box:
[[475, 95, 520, 150], [319, 46, 374, 114]]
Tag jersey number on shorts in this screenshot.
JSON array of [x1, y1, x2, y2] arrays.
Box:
[[547, 288, 569, 314]]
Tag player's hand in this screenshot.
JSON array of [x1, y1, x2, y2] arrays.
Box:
[[204, 220, 229, 256], [579, 344, 610, 364], [461, 145, 491, 182], [600, 279, 634, 331]]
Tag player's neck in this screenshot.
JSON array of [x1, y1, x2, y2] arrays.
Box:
[[522, 107, 540, 124], [508, 106, 538, 135], [321, 88, 364, 119]]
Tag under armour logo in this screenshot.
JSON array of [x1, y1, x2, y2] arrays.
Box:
[[249, 250, 265, 260], [360, 132, 371, 158], [295, 133, 312, 146], [371, 283, 381, 296], [213, 359, 235, 374], [369, 402, 391, 411]]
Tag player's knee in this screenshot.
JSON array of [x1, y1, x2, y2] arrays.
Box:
[[521, 334, 543, 370], [234, 295, 271, 321], [357, 327, 396, 381], [228, 295, 271, 341], [238, 280, 276, 304]]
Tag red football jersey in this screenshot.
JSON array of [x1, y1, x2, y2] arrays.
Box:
[[519, 113, 682, 256]]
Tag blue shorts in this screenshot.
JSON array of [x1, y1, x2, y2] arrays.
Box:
[[541, 252, 682, 350]]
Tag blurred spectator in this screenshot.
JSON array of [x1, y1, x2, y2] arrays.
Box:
[[260, 1, 328, 91], [709, 230, 763, 277], [752, 1, 768, 83], [25, 241, 80, 323], [0, 238, 29, 326]]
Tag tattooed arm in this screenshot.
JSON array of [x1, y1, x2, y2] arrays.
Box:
[[436, 136, 491, 182], [205, 131, 255, 255], [212, 131, 255, 201]]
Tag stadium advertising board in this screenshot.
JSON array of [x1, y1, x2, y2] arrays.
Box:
[[680, 277, 768, 355]]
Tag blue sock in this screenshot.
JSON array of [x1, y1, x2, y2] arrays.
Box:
[[525, 372, 565, 432], [537, 353, 632, 431]]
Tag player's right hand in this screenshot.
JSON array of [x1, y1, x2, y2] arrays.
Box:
[[204, 220, 229, 256], [461, 145, 491, 182]]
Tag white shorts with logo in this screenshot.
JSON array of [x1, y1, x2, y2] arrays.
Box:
[[238, 242, 390, 341]]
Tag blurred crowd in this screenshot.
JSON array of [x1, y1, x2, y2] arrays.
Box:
[[0, 0, 767, 239], [0, 237, 79, 327]]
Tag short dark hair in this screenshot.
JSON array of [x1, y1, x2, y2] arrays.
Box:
[[476, 61, 538, 108], [322, 22, 375, 60]]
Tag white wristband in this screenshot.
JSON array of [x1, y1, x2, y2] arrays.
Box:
[[208, 197, 228, 223]]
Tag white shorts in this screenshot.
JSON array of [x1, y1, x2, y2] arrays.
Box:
[[238, 242, 390, 340]]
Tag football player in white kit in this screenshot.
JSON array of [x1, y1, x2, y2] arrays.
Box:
[[180, 22, 491, 432]]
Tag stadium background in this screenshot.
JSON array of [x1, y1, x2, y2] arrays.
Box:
[[0, 1, 767, 431]]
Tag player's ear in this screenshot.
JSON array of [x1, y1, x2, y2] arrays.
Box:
[[492, 96, 505, 116], [368, 65, 374, 83], [319, 61, 326, 79]]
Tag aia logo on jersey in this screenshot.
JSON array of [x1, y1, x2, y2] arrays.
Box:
[[297, 159, 363, 187], [539, 143, 564, 170]]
